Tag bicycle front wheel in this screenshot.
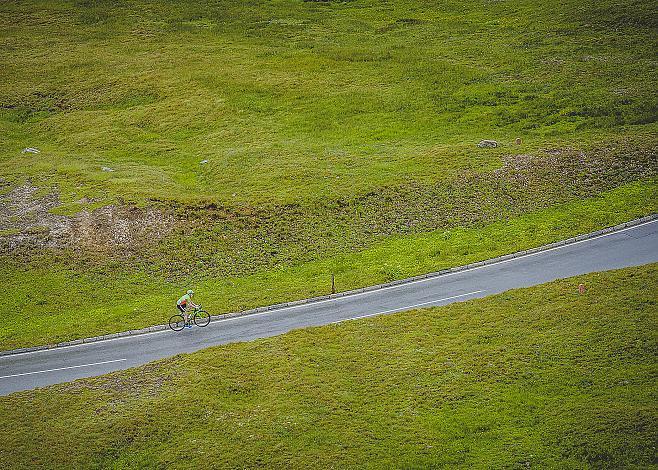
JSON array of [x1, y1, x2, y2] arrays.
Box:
[[193, 310, 210, 327], [169, 314, 186, 331]]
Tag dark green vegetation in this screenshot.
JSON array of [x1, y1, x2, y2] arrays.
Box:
[[0, 0, 657, 348], [1, 265, 656, 468]]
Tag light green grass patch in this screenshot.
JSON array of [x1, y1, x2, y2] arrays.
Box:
[[0, 228, 20, 237]]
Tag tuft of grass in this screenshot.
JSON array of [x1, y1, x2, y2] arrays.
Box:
[[0, 264, 656, 468], [0, 228, 20, 237]]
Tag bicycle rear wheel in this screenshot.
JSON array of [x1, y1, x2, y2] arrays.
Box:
[[169, 314, 186, 331], [193, 310, 210, 327]]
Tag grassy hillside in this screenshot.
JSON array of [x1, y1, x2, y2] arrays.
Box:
[[2, 0, 656, 206], [0, 0, 657, 348], [1, 264, 656, 468], [2, 180, 656, 350]]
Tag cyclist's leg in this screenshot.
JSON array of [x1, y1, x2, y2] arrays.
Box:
[[177, 304, 188, 324]]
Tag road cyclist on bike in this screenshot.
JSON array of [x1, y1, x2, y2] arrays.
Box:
[[177, 289, 199, 328], [169, 290, 210, 331]]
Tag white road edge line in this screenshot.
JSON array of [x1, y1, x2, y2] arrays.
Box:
[[332, 290, 485, 323], [0, 359, 128, 380], [3, 218, 655, 359]]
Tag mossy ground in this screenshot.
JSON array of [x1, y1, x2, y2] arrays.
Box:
[[1, 265, 656, 468]]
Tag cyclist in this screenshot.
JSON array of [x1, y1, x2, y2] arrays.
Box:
[[177, 289, 199, 328]]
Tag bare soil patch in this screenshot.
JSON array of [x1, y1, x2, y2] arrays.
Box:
[[0, 184, 176, 254]]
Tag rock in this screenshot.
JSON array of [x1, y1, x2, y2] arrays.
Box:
[[515, 137, 522, 145], [21, 147, 40, 154], [200, 160, 208, 164], [101, 167, 114, 172], [477, 140, 498, 148]]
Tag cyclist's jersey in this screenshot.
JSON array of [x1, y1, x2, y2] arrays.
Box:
[[177, 293, 191, 306]]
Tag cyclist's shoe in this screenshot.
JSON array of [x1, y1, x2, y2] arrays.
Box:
[[185, 324, 193, 329]]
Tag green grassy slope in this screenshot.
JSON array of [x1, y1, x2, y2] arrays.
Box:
[[2, 180, 656, 350], [1, 264, 656, 468], [1, 0, 656, 205], [1, 0, 657, 349]]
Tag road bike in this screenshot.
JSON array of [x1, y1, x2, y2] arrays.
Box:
[[169, 305, 211, 331]]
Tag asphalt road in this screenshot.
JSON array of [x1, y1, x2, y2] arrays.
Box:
[[1, 219, 657, 395]]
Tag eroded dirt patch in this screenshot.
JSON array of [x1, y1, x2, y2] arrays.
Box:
[[0, 184, 176, 253]]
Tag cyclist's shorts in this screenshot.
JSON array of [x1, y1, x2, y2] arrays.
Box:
[[177, 304, 186, 314]]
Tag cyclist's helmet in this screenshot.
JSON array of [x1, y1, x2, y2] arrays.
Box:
[[187, 289, 194, 295]]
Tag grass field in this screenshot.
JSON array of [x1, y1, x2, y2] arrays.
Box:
[[1, 0, 656, 206], [1, 0, 657, 349], [1, 264, 656, 468]]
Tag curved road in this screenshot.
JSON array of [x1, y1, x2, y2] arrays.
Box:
[[1, 219, 657, 395]]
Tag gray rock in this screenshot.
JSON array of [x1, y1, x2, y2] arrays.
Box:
[[21, 147, 40, 154], [101, 166, 114, 172], [477, 140, 498, 148], [200, 159, 209, 164]]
